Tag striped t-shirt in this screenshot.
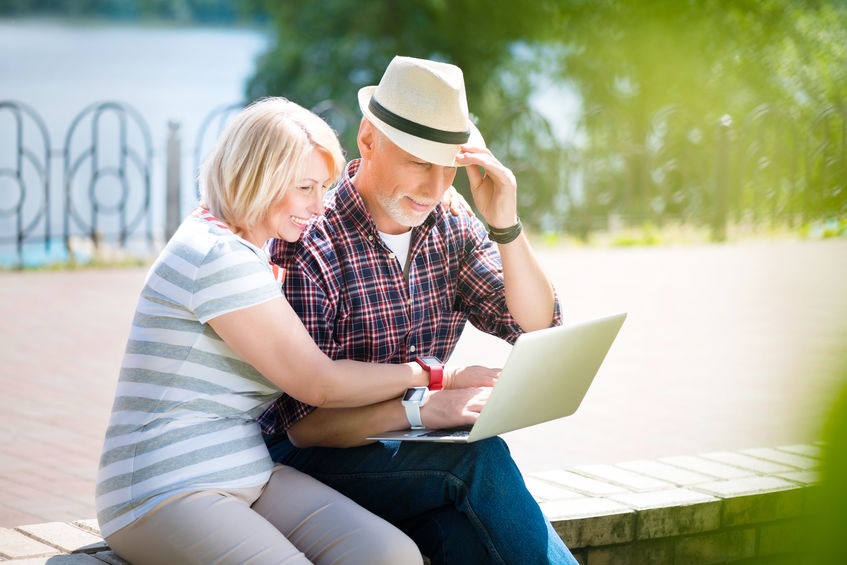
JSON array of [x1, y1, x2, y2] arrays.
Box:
[[96, 209, 284, 538]]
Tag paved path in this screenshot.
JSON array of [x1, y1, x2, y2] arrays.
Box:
[[1, 239, 846, 528]]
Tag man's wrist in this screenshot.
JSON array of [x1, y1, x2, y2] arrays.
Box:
[[401, 387, 428, 429], [487, 217, 522, 245]]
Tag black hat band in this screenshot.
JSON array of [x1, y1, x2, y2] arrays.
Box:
[[369, 97, 470, 145]]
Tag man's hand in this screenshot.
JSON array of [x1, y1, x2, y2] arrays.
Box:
[[420, 387, 492, 430], [455, 144, 518, 229], [444, 364, 499, 389]]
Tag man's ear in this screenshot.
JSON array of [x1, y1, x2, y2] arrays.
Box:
[[357, 119, 376, 158]]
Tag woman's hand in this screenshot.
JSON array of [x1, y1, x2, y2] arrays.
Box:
[[440, 185, 475, 217]]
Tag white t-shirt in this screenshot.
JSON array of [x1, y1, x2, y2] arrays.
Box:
[[96, 210, 283, 537], [379, 229, 413, 273]]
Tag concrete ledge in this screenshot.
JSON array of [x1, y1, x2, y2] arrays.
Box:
[[0, 444, 819, 564], [0, 519, 126, 564], [535, 444, 820, 564]]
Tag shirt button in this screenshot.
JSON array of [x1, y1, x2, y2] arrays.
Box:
[[368, 235, 374, 241], [388, 252, 396, 260], [407, 298, 413, 306], [410, 345, 416, 353]]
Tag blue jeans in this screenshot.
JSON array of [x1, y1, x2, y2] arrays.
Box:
[[265, 435, 578, 565]]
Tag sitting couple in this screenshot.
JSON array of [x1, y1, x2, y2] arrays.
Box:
[[95, 56, 579, 564]]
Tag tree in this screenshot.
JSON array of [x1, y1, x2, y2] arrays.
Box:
[[246, 0, 557, 157], [546, 0, 847, 231], [246, 0, 847, 233]]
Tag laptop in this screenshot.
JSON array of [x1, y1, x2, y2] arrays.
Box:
[[366, 312, 626, 443]]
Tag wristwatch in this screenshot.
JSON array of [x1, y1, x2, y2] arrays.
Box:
[[402, 387, 429, 429], [415, 355, 444, 390]]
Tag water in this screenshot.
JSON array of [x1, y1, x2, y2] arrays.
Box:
[[0, 18, 270, 266]]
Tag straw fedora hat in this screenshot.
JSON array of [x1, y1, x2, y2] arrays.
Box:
[[358, 56, 484, 167]]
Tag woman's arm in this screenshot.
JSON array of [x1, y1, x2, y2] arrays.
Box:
[[208, 295, 431, 408], [209, 295, 499, 410]]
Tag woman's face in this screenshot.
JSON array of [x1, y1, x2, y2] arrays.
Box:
[[258, 149, 332, 244]]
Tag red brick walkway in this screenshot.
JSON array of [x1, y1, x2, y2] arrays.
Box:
[[1, 239, 845, 528]]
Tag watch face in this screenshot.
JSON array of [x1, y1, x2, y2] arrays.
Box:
[[403, 387, 427, 402], [418, 356, 441, 365]]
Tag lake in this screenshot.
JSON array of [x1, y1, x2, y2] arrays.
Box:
[[0, 18, 270, 265]]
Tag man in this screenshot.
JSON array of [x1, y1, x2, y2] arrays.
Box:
[[260, 56, 577, 564]]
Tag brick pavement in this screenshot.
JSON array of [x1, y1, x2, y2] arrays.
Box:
[[1, 239, 846, 529]]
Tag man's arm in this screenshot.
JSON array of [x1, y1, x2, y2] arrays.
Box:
[[287, 384, 493, 448], [498, 230, 556, 330], [287, 401, 402, 448], [456, 144, 557, 332]]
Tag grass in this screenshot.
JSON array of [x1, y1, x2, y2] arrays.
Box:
[[3, 217, 845, 271], [532, 216, 847, 249]]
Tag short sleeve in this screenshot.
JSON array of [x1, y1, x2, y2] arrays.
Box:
[[145, 221, 282, 325]]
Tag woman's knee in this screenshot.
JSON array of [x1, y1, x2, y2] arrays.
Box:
[[368, 532, 423, 565], [345, 509, 422, 565]]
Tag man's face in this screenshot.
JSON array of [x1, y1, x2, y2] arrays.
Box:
[[364, 126, 458, 234]]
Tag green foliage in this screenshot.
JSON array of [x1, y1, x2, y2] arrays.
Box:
[[609, 222, 663, 247], [551, 0, 847, 236], [32, 0, 837, 237], [804, 364, 847, 564], [552, 0, 845, 117], [246, 0, 556, 157], [801, 217, 847, 239], [21, 0, 842, 239], [243, 0, 847, 237]]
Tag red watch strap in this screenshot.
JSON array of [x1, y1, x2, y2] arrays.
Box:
[[428, 364, 443, 390], [415, 356, 444, 390]]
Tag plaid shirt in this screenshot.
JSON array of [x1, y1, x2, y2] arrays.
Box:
[[258, 159, 562, 435]]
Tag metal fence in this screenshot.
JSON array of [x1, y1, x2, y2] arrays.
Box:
[[0, 98, 361, 269], [1, 100, 155, 268], [2, 99, 845, 268]]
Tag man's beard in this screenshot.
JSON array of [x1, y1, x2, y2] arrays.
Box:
[[376, 193, 435, 228]]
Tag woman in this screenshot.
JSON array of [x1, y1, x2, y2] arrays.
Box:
[[95, 97, 494, 564]]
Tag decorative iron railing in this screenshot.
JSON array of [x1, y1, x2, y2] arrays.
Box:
[[1, 100, 845, 268]]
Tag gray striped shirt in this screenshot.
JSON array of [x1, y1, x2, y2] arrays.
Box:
[[96, 212, 283, 537]]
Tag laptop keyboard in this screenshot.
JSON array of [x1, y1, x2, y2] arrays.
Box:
[[421, 425, 473, 438]]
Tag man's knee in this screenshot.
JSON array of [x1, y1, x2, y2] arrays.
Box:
[[465, 436, 516, 469]]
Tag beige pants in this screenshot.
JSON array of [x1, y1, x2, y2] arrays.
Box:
[[106, 464, 422, 565]]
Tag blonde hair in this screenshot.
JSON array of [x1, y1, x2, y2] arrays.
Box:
[[199, 97, 345, 233]]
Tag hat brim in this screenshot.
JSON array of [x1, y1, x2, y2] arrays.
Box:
[[358, 85, 484, 167]]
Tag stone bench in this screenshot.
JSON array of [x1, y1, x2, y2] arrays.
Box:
[[536, 444, 819, 564], [0, 444, 819, 564]]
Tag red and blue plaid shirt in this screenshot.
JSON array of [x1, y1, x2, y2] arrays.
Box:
[[258, 159, 562, 435]]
